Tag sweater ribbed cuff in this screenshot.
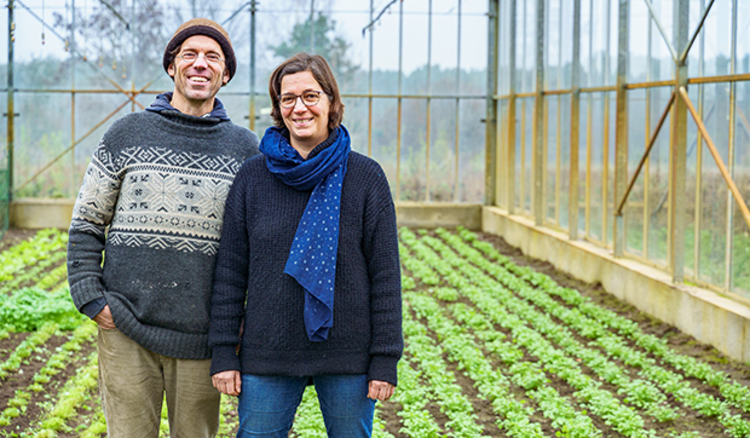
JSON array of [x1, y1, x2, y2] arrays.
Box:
[[367, 355, 399, 387], [69, 277, 107, 312], [211, 345, 241, 376], [80, 297, 108, 319]]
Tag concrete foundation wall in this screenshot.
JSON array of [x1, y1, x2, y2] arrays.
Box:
[[483, 206, 750, 363], [395, 202, 482, 230], [9, 199, 483, 231], [11, 198, 75, 230]]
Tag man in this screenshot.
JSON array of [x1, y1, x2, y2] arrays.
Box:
[[67, 18, 259, 437]]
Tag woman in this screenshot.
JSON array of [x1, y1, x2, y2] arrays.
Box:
[[208, 52, 403, 438]]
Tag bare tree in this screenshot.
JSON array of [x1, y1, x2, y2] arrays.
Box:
[[54, 0, 168, 82]]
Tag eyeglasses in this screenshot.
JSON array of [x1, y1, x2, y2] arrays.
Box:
[[278, 90, 326, 109], [175, 51, 224, 65]]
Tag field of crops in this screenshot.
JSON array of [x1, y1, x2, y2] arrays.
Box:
[[1, 227, 750, 437]]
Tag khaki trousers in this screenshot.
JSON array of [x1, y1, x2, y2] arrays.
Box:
[[97, 327, 221, 438]]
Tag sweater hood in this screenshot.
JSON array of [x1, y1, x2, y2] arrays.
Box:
[[146, 91, 230, 121]]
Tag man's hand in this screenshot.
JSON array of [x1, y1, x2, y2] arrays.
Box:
[[213, 370, 241, 396], [93, 305, 115, 330], [368, 380, 395, 401]]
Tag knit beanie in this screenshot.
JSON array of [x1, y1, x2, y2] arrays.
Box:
[[163, 18, 237, 83]]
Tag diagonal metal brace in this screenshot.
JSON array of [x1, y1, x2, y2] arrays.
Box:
[[678, 86, 750, 231], [616, 91, 676, 216], [643, 0, 678, 62], [12, 76, 158, 195], [679, 0, 715, 64], [14, 98, 131, 194]]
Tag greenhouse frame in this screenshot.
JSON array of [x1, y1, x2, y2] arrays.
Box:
[[2, 0, 750, 358]]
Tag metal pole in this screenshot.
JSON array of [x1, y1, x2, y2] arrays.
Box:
[[506, 0, 516, 214], [521, 100, 526, 210], [584, 0, 593, 238], [70, 0, 76, 197], [602, 0, 612, 244], [521, 0, 527, 210], [367, 0, 373, 158], [425, 0, 432, 202], [484, 0, 498, 206], [725, 0, 738, 291], [643, 5, 652, 259], [569, 0, 581, 239], [694, 0, 706, 282], [396, 0, 403, 201], [249, 0, 256, 131], [533, 0, 544, 225], [310, 0, 315, 53], [542, 0, 549, 219], [454, 0, 462, 203], [555, 0, 563, 224], [613, 0, 629, 257], [669, 0, 689, 282], [130, 0, 135, 113], [6, 0, 14, 203]]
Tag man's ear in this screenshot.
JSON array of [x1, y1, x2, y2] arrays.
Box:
[[168, 63, 176, 78], [223, 69, 229, 86]]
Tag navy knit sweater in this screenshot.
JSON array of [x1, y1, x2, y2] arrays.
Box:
[[208, 138, 403, 386]]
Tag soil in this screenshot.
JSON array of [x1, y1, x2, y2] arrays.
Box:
[[374, 230, 750, 438], [0, 333, 29, 363], [478, 232, 750, 387], [0, 228, 44, 254], [2, 229, 750, 437], [0, 333, 91, 434]]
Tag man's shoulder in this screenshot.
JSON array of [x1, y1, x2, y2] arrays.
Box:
[[107, 111, 153, 132], [96, 111, 156, 148], [220, 123, 261, 159], [223, 122, 261, 145]]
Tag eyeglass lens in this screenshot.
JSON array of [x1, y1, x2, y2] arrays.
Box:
[[279, 91, 321, 109], [179, 52, 223, 64]]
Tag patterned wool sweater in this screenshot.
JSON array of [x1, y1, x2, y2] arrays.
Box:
[[67, 110, 260, 359], [208, 145, 403, 386]]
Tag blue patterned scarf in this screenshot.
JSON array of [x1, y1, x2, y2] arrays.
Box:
[[259, 125, 351, 341]]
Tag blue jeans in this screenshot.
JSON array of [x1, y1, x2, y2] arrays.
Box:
[[236, 374, 375, 438]]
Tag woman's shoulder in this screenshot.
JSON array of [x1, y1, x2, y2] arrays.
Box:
[[347, 151, 387, 178], [234, 154, 268, 180], [346, 152, 392, 197]]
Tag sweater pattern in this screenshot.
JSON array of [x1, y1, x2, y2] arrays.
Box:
[[72, 143, 245, 255]]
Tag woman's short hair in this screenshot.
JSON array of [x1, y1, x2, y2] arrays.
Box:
[[269, 53, 344, 131]]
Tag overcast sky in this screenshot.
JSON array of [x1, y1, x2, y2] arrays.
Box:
[[2, 0, 748, 78], [0, 0, 490, 74]]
